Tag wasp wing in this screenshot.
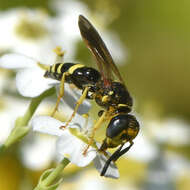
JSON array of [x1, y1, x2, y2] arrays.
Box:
[[78, 15, 125, 87]]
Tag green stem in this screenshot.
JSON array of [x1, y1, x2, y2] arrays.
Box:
[[34, 158, 70, 190], [44, 158, 70, 186], [3, 88, 55, 149], [16, 88, 55, 127]]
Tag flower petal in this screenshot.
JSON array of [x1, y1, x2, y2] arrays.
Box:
[[56, 133, 96, 167], [21, 134, 56, 170], [16, 68, 57, 97], [0, 53, 38, 69], [59, 84, 91, 115], [93, 153, 119, 179], [32, 116, 65, 137]]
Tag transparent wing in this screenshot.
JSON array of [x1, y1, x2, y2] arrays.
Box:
[[78, 15, 125, 87]]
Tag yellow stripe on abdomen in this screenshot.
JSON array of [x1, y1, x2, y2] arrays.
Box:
[[68, 64, 84, 74], [51, 64, 56, 73], [57, 63, 64, 74]]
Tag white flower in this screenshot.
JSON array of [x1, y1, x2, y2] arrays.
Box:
[[0, 52, 91, 115], [51, 0, 127, 64], [50, 0, 89, 60], [20, 133, 57, 171], [31, 115, 119, 178], [0, 8, 58, 64], [0, 53, 58, 97], [150, 119, 190, 145]]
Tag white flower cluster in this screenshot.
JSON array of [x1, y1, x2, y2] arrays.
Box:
[[0, 51, 119, 178], [0, 1, 130, 179]]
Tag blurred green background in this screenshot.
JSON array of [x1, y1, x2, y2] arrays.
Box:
[[0, 0, 189, 190]]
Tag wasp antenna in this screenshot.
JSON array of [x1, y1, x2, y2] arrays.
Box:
[[101, 142, 134, 176], [100, 144, 124, 176]]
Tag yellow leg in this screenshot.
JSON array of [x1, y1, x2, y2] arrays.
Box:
[[51, 72, 67, 117], [83, 111, 107, 155], [82, 113, 89, 131], [60, 86, 89, 129]]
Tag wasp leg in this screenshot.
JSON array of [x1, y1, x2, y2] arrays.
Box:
[[113, 141, 134, 161], [100, 141, 134, 176], [82, 113, 89, 131], [51, 72, 68, 117], [60, 86, 89, 129], [83, 111, 107, 155]]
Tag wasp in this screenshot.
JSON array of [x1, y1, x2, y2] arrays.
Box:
[[44, 15, 140, 176]]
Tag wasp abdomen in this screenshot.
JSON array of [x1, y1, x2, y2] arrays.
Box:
[[44, 62, 75, 81], [44, 62, 101, 90], [71, 67, 101, 89]]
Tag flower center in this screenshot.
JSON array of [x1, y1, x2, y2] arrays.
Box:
[[15, 17, 48, 40], [69, 128, 98, 149]]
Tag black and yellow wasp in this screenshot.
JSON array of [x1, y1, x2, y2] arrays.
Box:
[[44, 15, 140, 176]]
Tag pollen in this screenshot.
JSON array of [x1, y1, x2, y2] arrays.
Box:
[[68, 64, 84, 74]]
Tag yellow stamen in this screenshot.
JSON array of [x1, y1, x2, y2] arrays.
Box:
[[53, 46, 65, 57]]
